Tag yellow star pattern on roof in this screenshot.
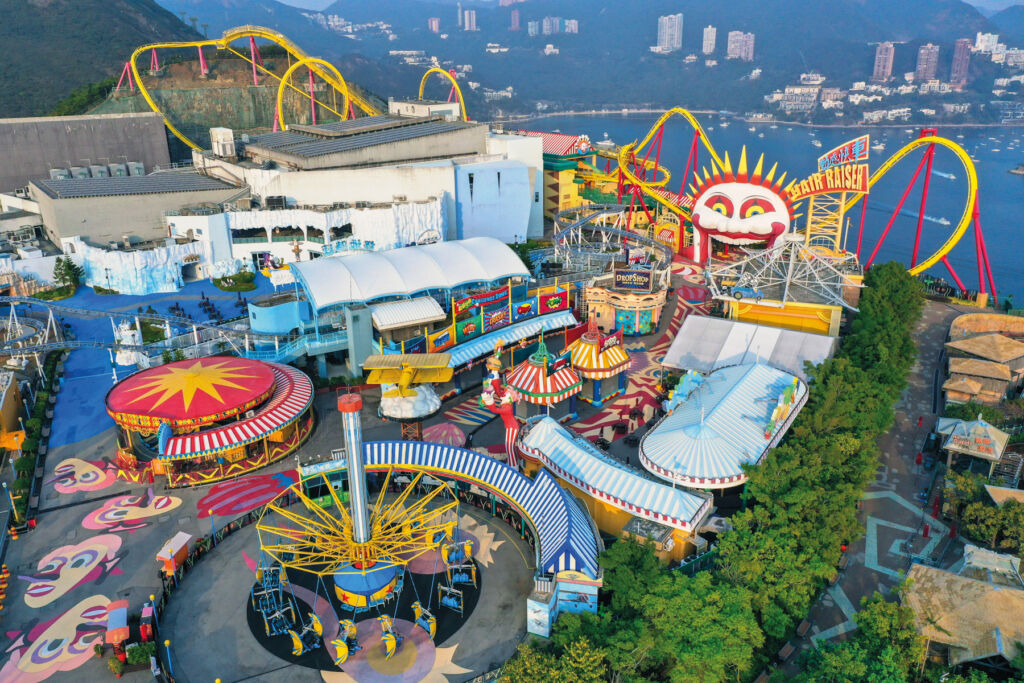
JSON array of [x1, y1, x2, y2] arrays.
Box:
[[124, 359, 258, 412]]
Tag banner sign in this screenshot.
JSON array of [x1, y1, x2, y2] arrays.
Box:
[[405, 336, 426, 354], [599, 329, 622, 354], [512, 297, 538, 323], [790, 164, 870, 200], [613, 269, 654, 292], [322, 238, 376, 256], [538, 289, 570, 314], [428, 325, 454, 352], [456, 313, 483, 344], [453, 285, 510, 315], [484, 309, 508, 333], [564, 321, 588, 348], [550, 351, 571, 373], [817, 135, 869, 172]]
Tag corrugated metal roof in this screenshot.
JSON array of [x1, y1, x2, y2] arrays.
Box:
[[448, 311, 577, 367], [362, 439, 600, 578], [661, 316, 836, 380], [639, 363, 807, 489], [369, 297, 446, 331], [508, 129, 587, 156], [519, 417, 711, 531], [250, 116, 476, 159], [32, 173, 235, 199]]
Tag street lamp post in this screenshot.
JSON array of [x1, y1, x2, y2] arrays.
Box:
[[163, 640, 173, 678], [3, 482, 20, 525]]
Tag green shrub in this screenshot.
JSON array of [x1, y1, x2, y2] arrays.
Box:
[[14, 476, 31, 492], [14, 456, 35, 475], [944, 401, 1004, 424], [20, 438, 38, 454], [25, 418, 42, 434], [125, 641, 155, 665], [107, 656, 124, 675]]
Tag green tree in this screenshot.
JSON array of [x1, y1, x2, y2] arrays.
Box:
[[640, 571, 763, 682], [999, 501, 1024, 558], [963, 501, 1003, 548], [598, 537, 665, 617], [943, 401, 1004, 424], [52, 256, 84, 290], [944, 470, 989, 519], [501, 642, 561, 681]]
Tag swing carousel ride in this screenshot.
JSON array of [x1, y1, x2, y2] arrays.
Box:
[[250, 394, 481, 672]]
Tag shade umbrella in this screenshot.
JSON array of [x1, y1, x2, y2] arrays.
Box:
[[423, 422, 466, 447]]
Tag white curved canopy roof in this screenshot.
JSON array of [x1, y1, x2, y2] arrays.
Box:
[[291, 237, 529, 312]]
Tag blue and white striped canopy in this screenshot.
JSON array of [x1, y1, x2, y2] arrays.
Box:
[[447, 311, 578, 367], [362, 440, 599, 578], [519, 417, 711, 531], [639, 363, 807, 489]]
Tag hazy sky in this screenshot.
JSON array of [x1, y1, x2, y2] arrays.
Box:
[[274, 0, 334, 10]]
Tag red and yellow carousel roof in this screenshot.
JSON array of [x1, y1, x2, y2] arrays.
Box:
[[567, 332, 630, 380], [505, 341, 582, 406], [106, 357, 276, 429]]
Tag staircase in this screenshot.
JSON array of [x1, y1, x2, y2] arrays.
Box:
[[990, 451, 1024, 487]]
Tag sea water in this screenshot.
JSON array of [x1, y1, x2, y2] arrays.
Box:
[[531, 114, 1024, 305]]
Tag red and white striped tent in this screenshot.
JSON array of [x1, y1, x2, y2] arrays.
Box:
[[505, 340, 582, 406], [566, 319, 630, 380], [160, 363, 313, 460]]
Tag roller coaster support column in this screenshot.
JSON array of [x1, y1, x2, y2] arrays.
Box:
[[338, 394, 371, 545], [197, 46, 209, 76], [865, 146, 931, 269], [309, 69, 317, 125], [856, 192, 868, 260], [116, 63, 135, 92], [911, 130, 938, 268], [677, 131, 700, 205], [941, 256, 967, 292], [249, 36, 262, 86], [149, 49, 160, 74], [973, 198, 998, 304]]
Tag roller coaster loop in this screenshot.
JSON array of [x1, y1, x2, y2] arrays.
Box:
[[418, 68, 469, 121], [276, 57, 351, 132], [127, 25, 383, 150]]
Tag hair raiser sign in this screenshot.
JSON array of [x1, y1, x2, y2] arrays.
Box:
[[818, 135, 869, 172], [790, 163, 870, 200], [613, 269, 654, 292]]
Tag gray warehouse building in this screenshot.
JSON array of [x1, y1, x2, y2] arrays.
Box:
[[29, 173, 243, 247], [242, 115, 488, 170], [0, 113, 171, 193]]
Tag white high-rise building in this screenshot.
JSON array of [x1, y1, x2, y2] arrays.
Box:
[[975, 32, 1000, 53], [657, 13, 683, 52], [564, 19, 579, 34], [702, 25, 716, 55], [727, 31, 755, 61], [464, 9, 477, 32], [527, 20, 539, 37]]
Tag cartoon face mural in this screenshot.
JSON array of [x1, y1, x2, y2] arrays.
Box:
[[196, 470, 298, 519], [81, 488, 181, 533], [688, 148, 797, 264], [0, 595, 110, 683], [45, 458, 117, 494], [19, 535, 123, 609]]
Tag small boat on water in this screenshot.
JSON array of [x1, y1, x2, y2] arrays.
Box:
[[720, 121, 730, 127], [770, 124, 778, 129], [811, 139, 823, 148], [748, 126, 756, 132], [871, 141, 885, 152], [758, 132, 765, 138]]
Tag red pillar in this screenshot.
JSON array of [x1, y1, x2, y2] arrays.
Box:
[[865, 149, 931, 268], [249, 36, 260, 86], [309, 68, 317, 125], [910, 144, 936, 268]]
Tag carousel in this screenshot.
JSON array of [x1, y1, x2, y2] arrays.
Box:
[[106, 356, 314, 487], [503, 335, 582, 420], [565, 317, 631, 406]]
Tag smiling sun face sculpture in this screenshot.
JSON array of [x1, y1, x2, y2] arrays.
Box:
[[688, 147, 799, 264]]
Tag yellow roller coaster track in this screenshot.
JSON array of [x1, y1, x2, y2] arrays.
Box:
[[275, 57, 351, 131], [615, 107, 724, 216], [417, 68, 469, 121], [129, 25, 384, 150], [842, 135, 977, 275]]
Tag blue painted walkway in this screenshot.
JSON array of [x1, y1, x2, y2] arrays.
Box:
[[36, 274, 278, 449]]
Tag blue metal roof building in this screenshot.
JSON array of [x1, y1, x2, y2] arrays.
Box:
[[518, 417, 713, 531], [639, 363, 808, 489]]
